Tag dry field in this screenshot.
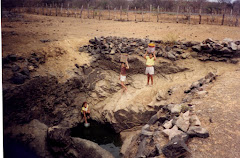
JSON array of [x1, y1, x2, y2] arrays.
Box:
[[2, 13, 240, 158]]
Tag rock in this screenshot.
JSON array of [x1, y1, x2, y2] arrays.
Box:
[[229, 42, 238, 51], [110, 48, 116, 55], [11, 64, 20, 72], [181, 53, 190, 59], [20, 67, 30, 77], [201, 43, 212, 50], [168, 104, 181, 114], [190, 115, 201, 126], [165, 46, 171, 52], [7, 54, 18, 61], [120, 131, 139, 155], [40, 39, 50, 43], [4, 119, 51, 158], [155, 110, 168, 123], [28, 65, 35, 71], [136, 137, 147, 158], [184, 41, 200, 47], [220, 47, 232, 54], [156, 90, 167, 101], [237, 45, 240, 51], [230, 59, 239, 64], [141, 124, 154, 136], [181, 45, 188, 50], [204, 38, 214, 44], [148, 114, 159, 125], [235, 41, 240, 45], [75, 64, 80, 68], [195, 90, 208, 99], [191, 81, 200, 89], [155, 144, 162, 156], [11, 72, 27, 84], [163, 119, 173, 129], [72, 138, 114, 158], [167, 51, 177, 61], [187, 126, 209, 138], [79, 47, 84, 52], [222, 38, 233, 44], [175, 111, 190, 132], [162, 133, 190, 158], [141, 129, 154, 136], [89, 39, 96, 44], [162, 125, 184, 140], [141, 124, 150, 131], [48, 126, 114, 158], [212, 43, 224, 51]]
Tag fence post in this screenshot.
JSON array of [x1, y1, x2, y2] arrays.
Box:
[[134, 7, 137, 22], [60, 3, 63, 16], [75, 8, 77, 18], [108, 5, 110, 20], [114, 8, 116, 20], [87, 4, 90, 19], [55, 4, 58, 16], [99, 10, 101, 20], [67, 3, 69, 17], [36, 4, 38, 14], [230, 9, 233, 26], [176, 6, 179, 23], [93, 8, 95, 19], [188, 7, 191, 24], [45, 4, 47, 15], [50, 4, 52, 16], [80, 5, 83, 19], [199, 7, 202, 24], [142, 7, 144, 22], [149, 4, 152, 21], [120, 6, 122, 20], [221, 9, 225, 25], [235, 14, 239, 27], [211, 11, 214, 24], [127, 5, 129, 21]]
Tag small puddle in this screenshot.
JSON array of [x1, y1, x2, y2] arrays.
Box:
[[70, 120, 122, 158]]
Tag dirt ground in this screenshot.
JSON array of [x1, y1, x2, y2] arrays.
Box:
[[2, 13, 240, 158]]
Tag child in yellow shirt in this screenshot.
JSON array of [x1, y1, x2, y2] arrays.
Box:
[[144, 43, 157, 86]]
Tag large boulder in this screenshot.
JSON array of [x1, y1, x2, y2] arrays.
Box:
[[4, 119, 51, 158], [47, 126, 114, 158], [162, 133, 190, 158]]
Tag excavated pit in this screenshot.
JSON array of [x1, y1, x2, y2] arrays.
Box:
[[3, 36, 240, 158]]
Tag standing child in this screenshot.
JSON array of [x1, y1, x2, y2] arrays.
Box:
[[144, 43, 157, 86], [81, 102, 90, 126], [119, 61, 129, 92]]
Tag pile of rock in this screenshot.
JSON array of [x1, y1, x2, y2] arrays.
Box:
[[192, 38, 240, 63], [79, 36, 239, 63], [183, 72, 217, 103], [79, 36, 195, 61], [124, 103, 209, 158], [2, 53, 45, 84], [123, 73, 217, 158]]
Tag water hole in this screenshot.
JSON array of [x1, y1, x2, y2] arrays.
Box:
[[70, 120, 123, 158]]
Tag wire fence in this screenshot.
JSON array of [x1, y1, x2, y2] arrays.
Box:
[[10, 4, 240, 27]]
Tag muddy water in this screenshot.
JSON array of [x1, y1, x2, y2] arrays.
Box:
[[70, 120, 122, 158]]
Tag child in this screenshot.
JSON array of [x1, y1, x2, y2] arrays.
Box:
[[119, 61, 129, 92], [81, 102, 90, 124], [144, 43, 157, 86]]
